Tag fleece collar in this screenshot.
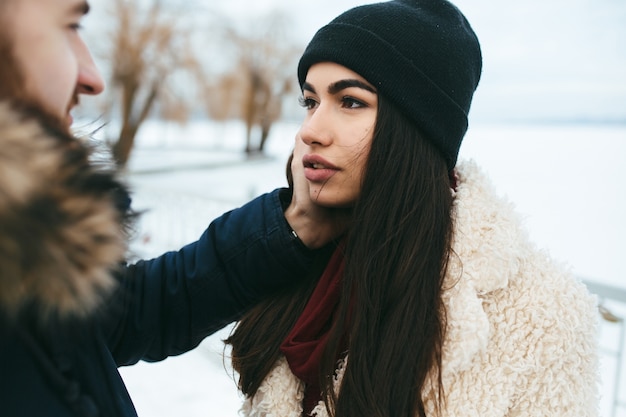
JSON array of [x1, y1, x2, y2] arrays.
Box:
[[243, 160, 525, 416], [436, 160, 523, 382]]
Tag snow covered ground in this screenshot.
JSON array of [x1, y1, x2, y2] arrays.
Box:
[[114, 120, 625, 416]]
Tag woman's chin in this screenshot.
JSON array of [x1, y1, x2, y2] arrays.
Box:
[[311, 194, 355, 209]]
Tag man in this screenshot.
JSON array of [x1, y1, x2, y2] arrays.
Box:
[[0, 1, 347, 415]]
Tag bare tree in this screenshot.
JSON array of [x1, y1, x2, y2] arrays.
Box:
[[204, 12, 302, 156], [102, 0, 202, 168]]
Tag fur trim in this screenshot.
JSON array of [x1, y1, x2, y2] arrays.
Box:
[[0, 102, 126, 320], [240, 160, 599, 417]]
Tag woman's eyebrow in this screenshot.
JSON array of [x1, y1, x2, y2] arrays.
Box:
[[302, 79, 377, 95], [328, 79, 376, 95], [302, 82, 316, 94]]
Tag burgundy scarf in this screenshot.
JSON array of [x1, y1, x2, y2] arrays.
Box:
[[280, 243, 346, 415]]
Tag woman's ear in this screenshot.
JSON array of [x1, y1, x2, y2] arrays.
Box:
[[286, 151, 294, 189]]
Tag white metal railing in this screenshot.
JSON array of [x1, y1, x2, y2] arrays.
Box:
[[126, 188, 242, 261], [584, 280, 626, 417]]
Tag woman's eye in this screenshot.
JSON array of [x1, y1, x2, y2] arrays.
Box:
[[298, 96, 318, 110], [342, 97, 366, 109]]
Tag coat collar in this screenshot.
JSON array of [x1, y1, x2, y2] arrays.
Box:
[[439, 160, 523, 376], [244, 160, 526, 416], [243, 161, 523, 417]]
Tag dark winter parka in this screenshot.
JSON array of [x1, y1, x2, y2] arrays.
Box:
[[0, 103, 313, 416]]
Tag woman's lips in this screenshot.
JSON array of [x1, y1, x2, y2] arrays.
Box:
[[303, 154, 339, 182]]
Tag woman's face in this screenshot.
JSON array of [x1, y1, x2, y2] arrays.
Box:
[[5, 0, 104, 126], [295, 62, 378, 208]]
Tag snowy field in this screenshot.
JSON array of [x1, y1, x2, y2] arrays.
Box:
[[113, 120, 625, 416]]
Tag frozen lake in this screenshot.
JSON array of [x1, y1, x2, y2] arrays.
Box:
[[116, 120, 625, 416]]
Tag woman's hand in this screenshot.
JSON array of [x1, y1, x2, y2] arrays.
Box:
[[284, 137, 351, 249]]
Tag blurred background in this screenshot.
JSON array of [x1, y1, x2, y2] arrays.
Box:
[[76, 0, 625, 415]]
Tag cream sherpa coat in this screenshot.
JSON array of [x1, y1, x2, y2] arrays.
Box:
[[240, 161, 599, 417]]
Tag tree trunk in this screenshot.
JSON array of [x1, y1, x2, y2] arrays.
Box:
[[245, 122, 253, 154], [112, 121, 140, 168], [258, 117, 271, 153], [111, 83, 159, 169]]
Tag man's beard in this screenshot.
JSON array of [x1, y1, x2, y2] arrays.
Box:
[[8, 100, 74, 139], [0, 32, 26, 103]]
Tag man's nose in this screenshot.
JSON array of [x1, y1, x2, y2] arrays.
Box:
[[77, 43, 105, 95]]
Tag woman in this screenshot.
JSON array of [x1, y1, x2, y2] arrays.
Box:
[[0, 1, 344, 415], [226, 1, 599, 416]]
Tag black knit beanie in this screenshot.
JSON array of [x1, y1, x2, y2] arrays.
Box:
[[297, 0, 482, 169]]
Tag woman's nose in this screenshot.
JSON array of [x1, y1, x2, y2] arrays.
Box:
[[299, 108, 333, 147]]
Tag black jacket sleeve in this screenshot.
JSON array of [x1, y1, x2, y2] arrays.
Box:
[[102, 189, 315, 366]]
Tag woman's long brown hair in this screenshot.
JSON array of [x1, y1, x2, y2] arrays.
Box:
[[226, 95, 454, 417]]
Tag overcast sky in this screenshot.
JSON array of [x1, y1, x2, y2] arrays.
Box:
[[269, 0, 626, 123], [87, 0, 626, 123]]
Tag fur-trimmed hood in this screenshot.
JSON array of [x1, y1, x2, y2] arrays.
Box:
[[241, 161, 599, 417], [0, 103, 127, 321]]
